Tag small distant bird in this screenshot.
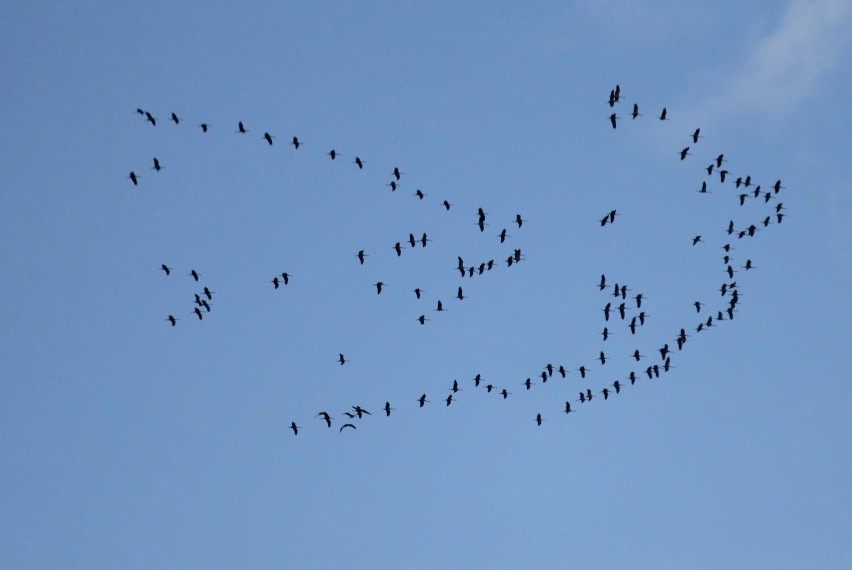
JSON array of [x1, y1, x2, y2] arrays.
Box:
[[354, 156, 364, 169], [374, 282, 385, 294], [145, 111, 156, 126], [609, 113, 619, 129], [692, 235, 703, 246], [535, 413, 543, 426], [658, 107, 669, 121], [392, 167, 402, 180], [599, 274, 607, 291], [129, 171, 139, 186], [500, 389, 510, 400], [280, 273, 291, 285], [435, 300, 445, 312], [263, 132, 274, 145], [199, 123, 209, 132], [388, 181, 398, 192], [564, 401, 574, 414], [152, 158, 162, 171], [290, 422, 300, 435], [316, 411, 333, 427], [171, 112, 180, 124], [338, 353, 346, 366], [692, 128, 701, 143], [524, 378, 534, 390], [716, 154, 725, 168], [383, 402, 394, 416], [451, 379, 462, 393], [515, 214, 525, 228], [292, 136, 300, 149], [271, 276, 280, 289], [416, 315, 429, 325], [442, 200, 452, 211], [418, 394, 429, 407], [599, 351, 607, 365], [238, 121, 247, 133], [166, 315, 177, 326], [631, 103, 641, 119], [357, 250, 367, 265], [161, 264, 171, 276], [394, 242, 403, 256], [456, 286, 465, 301], [499, 228, 508, 243], [578, 366, 587, 379], [190, 269, 200, 281], [420, 233, 430, 247], [339, 423, 357, 432], [679, 147, 691, 160], [415, 189, 425, 199], [328, 149, 338, 160], [446, 394, 454, 406], [413, 288, 423, 299]]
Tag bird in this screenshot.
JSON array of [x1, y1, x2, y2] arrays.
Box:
[[408, 234, 416, 248], [609, 113, 619, 129], [170, 112, 180, 124], [658, 107, 669, 121], [446, 394, 454, 406], [603, 302, 612, 321], [388, 181, 398, 192], [692, 235, 703, 246], [743, 259, 754, 270], [152, 158, 162, 171], [374, 282, 385, 294], [535, 413, 543, 426], [290, 422, 300, 435], [193, 307, 203, 320], [442, 200, 452, 211], [719, 169, 730, 183], [692, 128, 702, 143], [394, 242, 403, 256], [129, 171, 139, 186], [499, 228, 509, 243], [271, 276, 280, 289], [564, 401, 574, 414], [328, 149, 338, 160], [515, 214, 525, 228], [602, 388, 610, 400], [456, 286, 465, 301], [166, 315, 177, 326], [524, 378, 534, 390], [199, 123, 209, 133], [418, 394, 429, 407], [631, 103, 641, 119], [413, 288, 423, 299], [392, 167, 402, 180], [339, 423, 357, 432], [352, 405, 371, 418], [599, 274, 607, 291], [451, 379, 462, 393], [237, 121, 247, 133], [416, 315, 429, 325], [190, 269, 200, 281], [415, 189, 425, 200], [635, 293, 644, 308], [316, 411, 333, 427], [281, 272, 291, 285], [500, 389, 510, 400], [160, 264, 171, 276], [679, 147, 691, 160], [435, 300, 445, 312], [699, 181, 709, 193], [716, 154, 725, 168], [354, 156, 364, 169], [292, 136, 300, 149], [338, 353, 346, 366], [601, 327, 611, 341], [144, 111, 156, 126], [631, 349, 644, 362], [578, 366, 587, 379], [599, 351, 607, 365], [613, 380, 622, 394], [263, 132, 274, 145], [558, 365, 567, 378], [383, 402, 394, 417], [357, 250, 368, 265]]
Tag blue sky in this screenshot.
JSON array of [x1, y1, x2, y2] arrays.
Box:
[[2, 1, 851, 568]]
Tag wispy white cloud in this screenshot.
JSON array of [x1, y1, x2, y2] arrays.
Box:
[[708, 0, 852, 116]]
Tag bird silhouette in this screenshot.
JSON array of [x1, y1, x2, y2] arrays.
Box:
[[418, 394, 429, 407], [167, 315, 177, 326], [515, 214, 525, 228], [290, 422, 300, 435], [292, 136, 300, 149], [679, 147, 691, 160], [339, 423, 357, 432], [238, 121, 247, 133], [374, 282, 385, 294], [161, 264, 171, 276], [658, 108, 669, 121], [199, 123, 209, 132], [170, 112, 180, 124], [190, 269, 200, 281], [263, 132, 274, 145], [383, 402, 394, 416], [338, 353, 346, 366], [692, 128, 701, 143], [152, 158, 162, 171], [631, 103, 641, 119], [442, 200, 452, 211], [129, 171, 139, 186], [535, 413, 543, 426], [316, 411, 333, 427], [328, 149, 338, 160], [354, 156, 364, 169], [357, 250, 368, 265]]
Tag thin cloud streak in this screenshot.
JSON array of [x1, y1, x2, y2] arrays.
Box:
[[707, 0, 852, 117]]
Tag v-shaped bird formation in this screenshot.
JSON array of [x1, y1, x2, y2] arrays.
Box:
[[131, 84, 789, 435]]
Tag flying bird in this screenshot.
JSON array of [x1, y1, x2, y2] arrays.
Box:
[[263, 132, 274, 145], [166, 315, 177, 326], [290, 422, 300, 435]]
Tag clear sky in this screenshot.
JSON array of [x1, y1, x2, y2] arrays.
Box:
[[2, 1, 851, 568]]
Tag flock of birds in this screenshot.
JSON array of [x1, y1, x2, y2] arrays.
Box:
[[131, 85, 788, 435]]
